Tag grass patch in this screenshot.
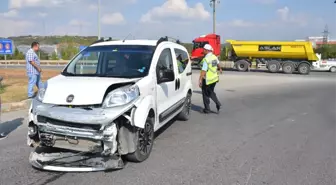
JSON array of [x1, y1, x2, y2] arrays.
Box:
[[0, 68, 60, 103], [0, 84, 8, 94]]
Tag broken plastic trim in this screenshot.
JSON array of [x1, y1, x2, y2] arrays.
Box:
[[29, 147, 124, 172]]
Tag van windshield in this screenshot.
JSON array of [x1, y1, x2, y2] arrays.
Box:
[[193, 41, 209, 50], [62, 45, 155, 78]]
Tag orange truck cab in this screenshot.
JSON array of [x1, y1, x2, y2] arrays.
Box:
[[191, 34, 221, 66]]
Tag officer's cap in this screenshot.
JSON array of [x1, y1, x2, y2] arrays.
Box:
[[203, 44, 213, 51]]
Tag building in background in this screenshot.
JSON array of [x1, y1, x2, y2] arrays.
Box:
[[296, 36, 336, 48]]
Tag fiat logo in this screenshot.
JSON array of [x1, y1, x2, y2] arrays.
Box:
[[66, 94, 74, 103]]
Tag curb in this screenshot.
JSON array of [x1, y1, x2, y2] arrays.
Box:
[[1, 99, 31, 113]]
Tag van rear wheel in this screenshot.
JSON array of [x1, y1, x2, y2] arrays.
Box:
[[177, 93, 192, 121]]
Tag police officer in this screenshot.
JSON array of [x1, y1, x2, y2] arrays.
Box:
[[176, 54, 184, 73], [198, 44, 222, 114]]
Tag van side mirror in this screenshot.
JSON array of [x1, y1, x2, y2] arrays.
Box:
[[157, 68, 174, 84]]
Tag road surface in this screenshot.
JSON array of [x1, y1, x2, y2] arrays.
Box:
[[0, 71, 335, 185]]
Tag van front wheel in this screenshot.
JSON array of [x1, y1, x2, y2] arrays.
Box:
[[125, 117, 154, 162]]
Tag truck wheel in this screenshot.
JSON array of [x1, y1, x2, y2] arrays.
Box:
[[236, 60, 249, 72], [125, 117, 154, 162], [298, 63, 310, 75], [330, 66, 336, 73], [267, 61, 280, 73], [282, 62, 294, 74], [177, 93, 191, 121]]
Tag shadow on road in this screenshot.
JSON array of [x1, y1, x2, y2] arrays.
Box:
[[191, 103, 203, 113], [193, 90, 202, 95], [155, 117, 178, 139], [0, 118, 24, 138], [155, 103, 204, 138]]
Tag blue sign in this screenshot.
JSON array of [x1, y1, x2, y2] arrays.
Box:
[[79, 45, 90, 57], [0, 39, 13, 55]]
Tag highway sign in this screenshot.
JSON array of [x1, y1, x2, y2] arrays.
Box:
[[79, 45, 90, 57], [0, 39, 13, 55]]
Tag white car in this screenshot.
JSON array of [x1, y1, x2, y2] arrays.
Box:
[[27, 37, 193, 172], [311, 59, 336, 73]]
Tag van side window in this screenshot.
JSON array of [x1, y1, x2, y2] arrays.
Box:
[[174, 48, 189, 74], [157, 48, 174, 71]]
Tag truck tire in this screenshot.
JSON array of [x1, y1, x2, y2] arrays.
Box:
[[177, 93, 191, 121], [267, 61, 280, 73], [330, 66, 336, 73], [298, 63, 310, 75], [235, 60, 249, 72], [282, 62, 294, 74], [125, 117, 154, 162]]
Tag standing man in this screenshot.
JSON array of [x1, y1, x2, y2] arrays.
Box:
[[198, 44, 222, 114], [26, 42, 42, 99]]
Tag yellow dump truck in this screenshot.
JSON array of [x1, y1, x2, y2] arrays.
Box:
[[226, 40, 319, 75]]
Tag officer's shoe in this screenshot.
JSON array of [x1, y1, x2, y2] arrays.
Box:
[[216, 105, 221, 113], [203, 109, 211, 114]]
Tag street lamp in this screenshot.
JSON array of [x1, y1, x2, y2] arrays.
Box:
[[210, 0, 220, 34], [98, 0, 101, 39]]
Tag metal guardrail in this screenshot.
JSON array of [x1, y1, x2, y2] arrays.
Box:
[[0, 60, 101, 68], [0, 60, 68, 65], [0, 60, 241, 69]]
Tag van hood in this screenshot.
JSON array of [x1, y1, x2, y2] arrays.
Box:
[[42, 75, 140, 105]]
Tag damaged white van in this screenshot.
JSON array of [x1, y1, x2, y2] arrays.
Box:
[[27, 37, 193, 172]]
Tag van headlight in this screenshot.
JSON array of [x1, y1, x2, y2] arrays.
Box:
[[37, 88, 46, 102], [103, 84, 140, 108]]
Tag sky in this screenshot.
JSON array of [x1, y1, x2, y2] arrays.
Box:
[[0, 0, 335, 42]]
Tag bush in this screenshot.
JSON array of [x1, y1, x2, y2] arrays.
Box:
[[0, 76, 5, 94]]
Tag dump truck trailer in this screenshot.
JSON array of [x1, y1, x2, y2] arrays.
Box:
[[226, 40, 319, 75]]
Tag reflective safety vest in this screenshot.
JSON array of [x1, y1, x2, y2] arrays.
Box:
[[201, 53, 219, 85], [177, 60, 184, 73], [177, 60, 183, 67]]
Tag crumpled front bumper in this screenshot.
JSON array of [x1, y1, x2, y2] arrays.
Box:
[[27, 99, 136, 172], [29, 147, 124, 172]]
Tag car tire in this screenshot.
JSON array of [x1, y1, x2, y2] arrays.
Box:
[[298, 63, 311, 75], [125, 117, 154, 163], [177, 93, 192, 121], [282, 62, 294, 74], [330, 66, 336, 73]]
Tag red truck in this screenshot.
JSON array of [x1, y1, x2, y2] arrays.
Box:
[[191, 33, 221, 66]]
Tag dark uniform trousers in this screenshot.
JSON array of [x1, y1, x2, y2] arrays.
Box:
[[202, 79, 221, 111]]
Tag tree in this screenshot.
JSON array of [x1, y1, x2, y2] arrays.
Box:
[[50, 52, 58, 60], [315, 45, 336, 59], [39, 50, 49, 60], [60, 44, 79, 60]]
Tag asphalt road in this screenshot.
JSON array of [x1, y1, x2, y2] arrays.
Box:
[[0, 71, 335, 185]]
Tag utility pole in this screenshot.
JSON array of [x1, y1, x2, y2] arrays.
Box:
[[97, 0, 101, 39], [321, 24, 330, 59], [210, 0, 220, 33]]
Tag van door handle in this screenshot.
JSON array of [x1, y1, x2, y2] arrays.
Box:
[[175, 78, 180, 90], [177, 79, 180, 90]]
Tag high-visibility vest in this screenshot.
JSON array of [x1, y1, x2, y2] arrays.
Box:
[[177, 60, 183, 73], [201, 53, 219, 85]]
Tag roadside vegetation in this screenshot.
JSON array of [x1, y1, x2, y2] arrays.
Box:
[[0, 69, 59, 103]]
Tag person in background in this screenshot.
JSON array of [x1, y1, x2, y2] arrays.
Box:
[[25, 41, 42, 99], [198, 44, 222, 114]]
